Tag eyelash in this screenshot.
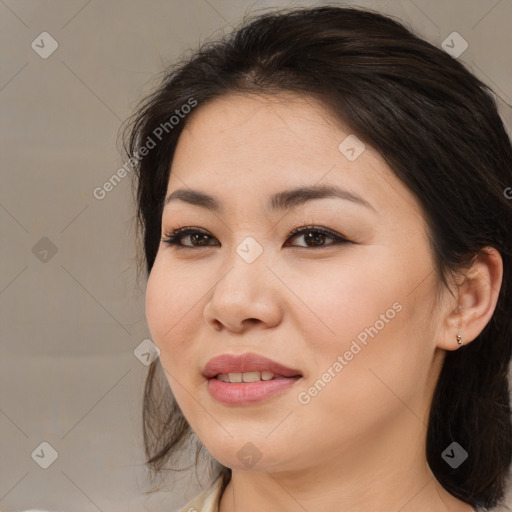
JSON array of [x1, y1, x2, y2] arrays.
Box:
[[161, 224, 351, 250]]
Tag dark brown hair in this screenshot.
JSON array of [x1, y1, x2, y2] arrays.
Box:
[[123, 5, 512, 509]]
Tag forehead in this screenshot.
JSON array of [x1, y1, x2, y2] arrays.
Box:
[[178, 92, 343, 154], [170, 93, 354, 185], [166, 92, 423, 223]]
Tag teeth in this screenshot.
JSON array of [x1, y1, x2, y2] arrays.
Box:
[[215, 371, 276, 383], [242, 371, 260, 383]]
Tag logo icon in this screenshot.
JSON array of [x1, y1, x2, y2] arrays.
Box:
[[31, 441, 59, 469], [338, 134, 366, 161], [441, 32, 468, 58], [237, 442, 263, 468], [31, 32, 59, 59], [236, 236, 263, 263], [32, 237, 58, 263], [442, 441, 468, 468], [134, 338, 160, 366]]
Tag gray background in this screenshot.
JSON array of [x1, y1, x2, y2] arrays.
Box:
[[1, 0, 512, 510]]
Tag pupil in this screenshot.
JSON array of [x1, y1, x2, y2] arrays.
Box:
[[306, 231, 324, 246], [193, 234, 209, 245]]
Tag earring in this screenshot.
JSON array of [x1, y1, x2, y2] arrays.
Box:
[[456, 333, 463, 346]]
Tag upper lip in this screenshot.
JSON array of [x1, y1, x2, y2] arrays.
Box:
[[203, 352, 302, 379]]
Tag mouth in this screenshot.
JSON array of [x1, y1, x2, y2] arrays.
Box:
[[203, 352, 302, 378], [213, 370, 300, 383], [203, 352, 303, 405]]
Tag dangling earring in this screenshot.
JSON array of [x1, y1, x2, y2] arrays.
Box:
[[456, 333, 463, 346]]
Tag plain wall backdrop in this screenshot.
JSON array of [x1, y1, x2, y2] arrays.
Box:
[[1, 0, 512, 510]]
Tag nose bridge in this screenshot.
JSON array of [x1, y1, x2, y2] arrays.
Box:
[[218, 233, 269, 295], [204, 234, 282, 332]]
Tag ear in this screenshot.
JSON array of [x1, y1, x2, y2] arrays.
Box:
[[437, 247, 503, 351]]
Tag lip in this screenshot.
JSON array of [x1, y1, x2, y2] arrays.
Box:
[[203, 352, 302, 379], [203, 352, 303, 406]]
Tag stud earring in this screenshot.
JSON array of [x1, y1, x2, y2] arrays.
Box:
[[456, 333, 463, 346]]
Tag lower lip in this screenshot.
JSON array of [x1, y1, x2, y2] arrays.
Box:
[[207, 376, 301, 405]]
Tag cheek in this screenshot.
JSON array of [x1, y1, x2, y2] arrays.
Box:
[[145, 260, 172, 345], [144, 258, 208, 410], [289, 252, 429, 402], [145, 256, 205, 354], [285, 253, 404, 355]]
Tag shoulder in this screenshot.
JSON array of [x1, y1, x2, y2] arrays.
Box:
[[175, 475, 224, 512]]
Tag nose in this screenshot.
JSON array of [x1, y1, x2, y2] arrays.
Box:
[[203, 249, 283, 334]]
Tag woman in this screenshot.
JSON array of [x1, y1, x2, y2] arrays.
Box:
[[123, 5, 512, 512]]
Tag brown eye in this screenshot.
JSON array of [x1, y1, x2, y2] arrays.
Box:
[[162, 227, 219, 248], [285, 226, 351, 248]]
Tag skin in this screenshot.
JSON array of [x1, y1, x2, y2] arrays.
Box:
[[145, 92, 502, 512]]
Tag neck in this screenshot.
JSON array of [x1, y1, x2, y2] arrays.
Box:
[[218, 416, 474, 512]]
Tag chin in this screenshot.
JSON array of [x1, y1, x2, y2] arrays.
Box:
[[205, 437, 291, 473]]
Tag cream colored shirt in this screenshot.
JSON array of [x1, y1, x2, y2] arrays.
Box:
[[178, 476, 224, 512]]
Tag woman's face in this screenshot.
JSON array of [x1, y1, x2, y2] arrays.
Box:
[[145, 92, 452, 474]]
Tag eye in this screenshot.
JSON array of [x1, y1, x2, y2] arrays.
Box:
[[161, 225, 351, 249], [161, 227, 218, 248], [285, 225, 351, 248]]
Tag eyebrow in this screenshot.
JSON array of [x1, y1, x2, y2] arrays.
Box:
[[164, 184, 377, 214]]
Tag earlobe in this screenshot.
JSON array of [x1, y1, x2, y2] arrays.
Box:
[[438, 247, 503, 351]]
